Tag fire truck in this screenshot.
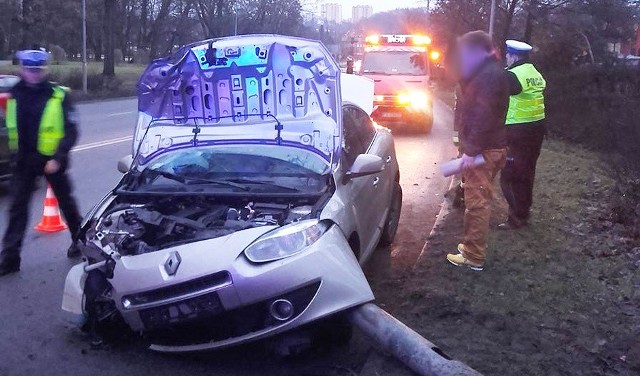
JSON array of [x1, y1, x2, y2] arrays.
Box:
[[359, 34, 437, 133]]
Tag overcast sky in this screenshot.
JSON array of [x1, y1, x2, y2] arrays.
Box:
[[309, 0, 430, 19], [341, 0, 428, 13]]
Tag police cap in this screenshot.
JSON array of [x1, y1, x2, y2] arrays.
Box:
[[16, 49, 49, 68], [505, 40, 533, 55]]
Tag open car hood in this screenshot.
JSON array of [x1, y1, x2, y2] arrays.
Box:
[[134, 35, 342, 167]]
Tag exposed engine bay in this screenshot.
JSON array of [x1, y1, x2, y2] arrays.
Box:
[[82, 195, 322, 259], [73, 193, 331, 345]]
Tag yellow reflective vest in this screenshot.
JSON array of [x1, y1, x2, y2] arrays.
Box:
[[506, 63, 546, 125], [5, 86, 66, 156]]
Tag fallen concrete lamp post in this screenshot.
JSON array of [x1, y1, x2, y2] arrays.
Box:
[[347, 303, 482, 376]]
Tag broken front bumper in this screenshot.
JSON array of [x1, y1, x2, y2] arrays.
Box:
[[62, 225, 374, 352]]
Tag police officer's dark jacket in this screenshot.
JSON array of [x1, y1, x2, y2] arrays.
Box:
[[457, 56, 510, 156], [9, 80, 78, 167]]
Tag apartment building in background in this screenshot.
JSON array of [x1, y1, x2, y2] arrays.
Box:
[[352, 5, 373, 21], [321, 3, 343, 23]]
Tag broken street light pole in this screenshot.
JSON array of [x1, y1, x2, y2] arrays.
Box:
[[348, 304, 482, 376]]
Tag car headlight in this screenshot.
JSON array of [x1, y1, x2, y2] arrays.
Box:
[[244, 220, 330, 263], [397, 90, 430, 110]]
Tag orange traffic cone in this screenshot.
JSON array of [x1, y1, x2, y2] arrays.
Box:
[[34, 184, 67, 233]]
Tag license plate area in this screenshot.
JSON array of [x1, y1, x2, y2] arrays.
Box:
[[139, 291, 224, 330]]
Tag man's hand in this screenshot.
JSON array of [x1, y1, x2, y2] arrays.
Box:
[[461, 153, 476, 171], [44, 160, 60, 175]]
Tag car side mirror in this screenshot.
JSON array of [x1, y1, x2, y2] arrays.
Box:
[[343, 154, 384, 184], [117, 155, 133, 174]]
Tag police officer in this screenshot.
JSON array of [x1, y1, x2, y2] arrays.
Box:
[[499, 40, 547, 230], [0, 49, 82, 276]]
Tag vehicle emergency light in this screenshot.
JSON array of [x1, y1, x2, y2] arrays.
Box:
[[365, 35, 380, 45], [365, 34, 432, 47]]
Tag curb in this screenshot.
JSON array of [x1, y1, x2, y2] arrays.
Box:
[[412, 176, 457, 271]]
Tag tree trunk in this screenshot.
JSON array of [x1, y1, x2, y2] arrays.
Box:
[[21, 0, 34, 49], [523, 10, 534, 42], [501, 0, 520, 46], [103, 0, 116, 76], [0, 26, 5, 59], [138, 0, 149, 49]]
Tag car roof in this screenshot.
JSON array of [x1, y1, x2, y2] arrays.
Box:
[[340, 74, 374, 115]]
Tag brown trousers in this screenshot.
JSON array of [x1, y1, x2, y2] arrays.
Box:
[[462, 149, 507, 264]]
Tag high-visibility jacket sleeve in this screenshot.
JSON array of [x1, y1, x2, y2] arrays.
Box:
[[52, 93, 79, 165]]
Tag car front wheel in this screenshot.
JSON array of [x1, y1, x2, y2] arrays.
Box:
[[379, 182, 402, 245]]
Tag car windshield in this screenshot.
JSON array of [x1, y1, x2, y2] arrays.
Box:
[[123, 145, 331, 195], [362, 51, 428, 76]]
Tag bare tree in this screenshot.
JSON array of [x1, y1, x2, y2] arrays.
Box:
[[103, 0, 116, 76]]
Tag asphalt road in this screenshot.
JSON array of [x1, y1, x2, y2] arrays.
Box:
[[0, 98, 455, 376]]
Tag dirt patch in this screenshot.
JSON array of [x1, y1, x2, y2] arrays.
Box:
[[370, 140, 640, 375]]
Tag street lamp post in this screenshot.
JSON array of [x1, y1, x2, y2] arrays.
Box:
[[82, 0, 88, 94], [234, 12, 238, 36]]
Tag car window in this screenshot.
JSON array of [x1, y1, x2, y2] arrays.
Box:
[[342, 107, 366, 167], [351, 107, 376, 148], [362, 51, 428, 76], [129, 145, 330, 194]]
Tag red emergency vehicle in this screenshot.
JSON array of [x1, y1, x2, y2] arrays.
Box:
[[359, 34, 435, 133]]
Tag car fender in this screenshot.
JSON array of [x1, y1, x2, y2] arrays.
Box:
[[320, 183, 362, 261]]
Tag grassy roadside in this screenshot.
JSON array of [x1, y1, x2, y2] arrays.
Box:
[[0, 61, 145, 101], [371, 140, 640, 375]]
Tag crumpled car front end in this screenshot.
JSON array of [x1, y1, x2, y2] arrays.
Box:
[[63, 207, 372, 351], [62, 33, 374, 352]]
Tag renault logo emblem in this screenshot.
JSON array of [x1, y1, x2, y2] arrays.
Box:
[[164, 251, 182, 276]]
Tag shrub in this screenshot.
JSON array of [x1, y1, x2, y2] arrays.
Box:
[[132, 49, 150, 65], [49, 44, 68, 64], [545, 65, 640, 171], [49, 68, 104, 92]]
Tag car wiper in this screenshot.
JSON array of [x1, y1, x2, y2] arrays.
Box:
[[146, 170, 250, 191], [148, 169, 187, 184], [183, 177, 250, 191], [227, 178, 302, 192]]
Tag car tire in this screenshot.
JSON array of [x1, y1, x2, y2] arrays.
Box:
[[379, 181, 402, 245]]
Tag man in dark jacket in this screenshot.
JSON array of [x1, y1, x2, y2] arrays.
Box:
[[0, 49, 82, 276], [446, 31, 510, 271]]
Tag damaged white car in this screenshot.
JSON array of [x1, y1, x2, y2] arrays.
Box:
[[62, 35, 402, 353]]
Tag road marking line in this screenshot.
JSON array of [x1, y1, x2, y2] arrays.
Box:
[[72, 136, 132, 152], [106, 111, 135, 117]]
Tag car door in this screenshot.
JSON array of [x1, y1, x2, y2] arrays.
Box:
[[353, 107, 397, 256], [342, 105, 393, 261]]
